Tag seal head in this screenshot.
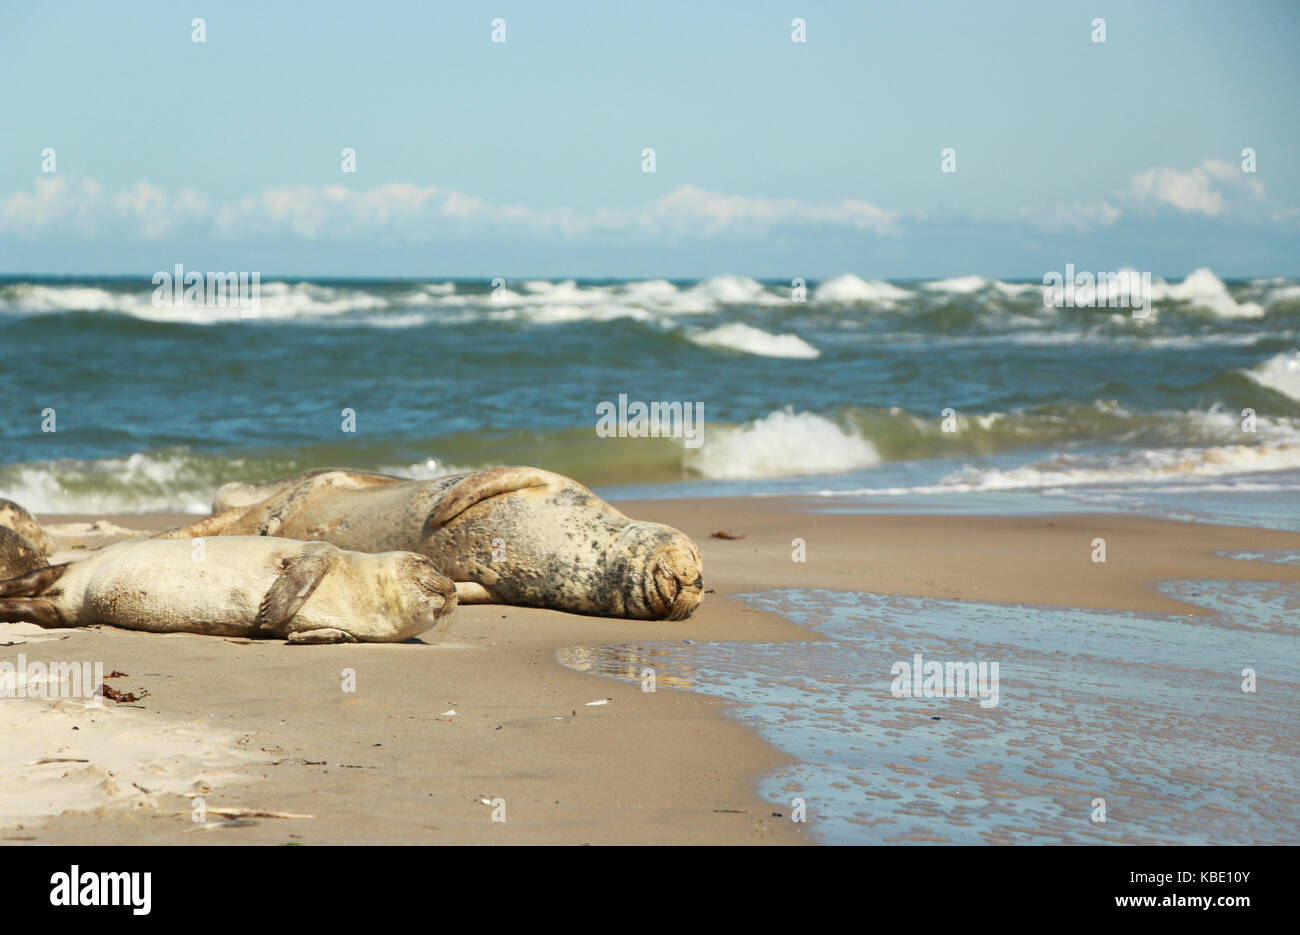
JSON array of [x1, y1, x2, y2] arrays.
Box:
[[0, 498, 53, 558], [609, 522, 704, 620], [0, 526, 48, 581]]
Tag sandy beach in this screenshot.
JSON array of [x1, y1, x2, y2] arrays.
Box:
[[3, 498, 1297, 845]]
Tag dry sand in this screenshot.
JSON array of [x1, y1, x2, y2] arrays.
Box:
[[2, 498, 1298, 845]]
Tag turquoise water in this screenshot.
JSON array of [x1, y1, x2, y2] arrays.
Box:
[[2, 273, 1299, 519], [559, 582, 1300, 845]]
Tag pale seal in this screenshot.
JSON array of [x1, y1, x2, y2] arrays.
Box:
[[0, 537, 456, 643], [160, 466, 704, 620], [0, 498, 54, 557]]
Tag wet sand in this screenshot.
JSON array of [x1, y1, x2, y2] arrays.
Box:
[[3, 499, 1299, 844]]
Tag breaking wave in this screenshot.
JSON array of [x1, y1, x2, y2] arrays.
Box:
[[2, 269, 1295, 327], [688, 323, 820, 358]]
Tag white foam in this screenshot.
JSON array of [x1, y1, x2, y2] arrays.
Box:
[[687, 409, 880, 479], [923, 275, 987, 294], [507, 280, 605, 306], [688, 275, 773, 305], [1, 281, 390, 324], [854, 443, 1300, 496], [0, 453, 217, 514], [474, 276, 784, 321], [970, 444, 1300, 489], [0, 284, 187, 318], [2, 271, 1287, 326], [517, 303, 655, 325], [813, 274, 911, 305], [1264, 283, 1300, 307], [0, 451, 485, 516], [1242, 351, 1300, 402], [991, 280, 1044, 297], [618, 279, 682, 304], [1153, 268, 1263, 318], [689, 323, 820, 358]]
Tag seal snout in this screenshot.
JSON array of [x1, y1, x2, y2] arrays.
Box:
[[644, 537, 704, 621], [404, 555, 458, 619], [421, 572, 458, 617]]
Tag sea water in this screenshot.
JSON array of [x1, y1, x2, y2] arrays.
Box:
[[559, 581, 1300, 845], [2, 272, 1298, 521]]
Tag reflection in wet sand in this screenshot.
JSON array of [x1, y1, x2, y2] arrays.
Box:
[[557, 643, 698, 691], [559, 578, 1300, 845]]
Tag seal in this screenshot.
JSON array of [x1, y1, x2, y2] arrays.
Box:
[[0, 536, 456, 643], [0, 526, 48, 580], [0, 498, 54, 558], [160, 466, 704, 620]]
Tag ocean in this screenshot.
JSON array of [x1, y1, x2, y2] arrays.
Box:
[[1, 269, 1298, 526]]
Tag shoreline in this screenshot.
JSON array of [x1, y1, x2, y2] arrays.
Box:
[[5, 499, 1300, 844]]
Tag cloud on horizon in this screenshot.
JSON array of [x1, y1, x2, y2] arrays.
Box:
[[0, 177, 902, 242], [3, 161, 1295, 278], [1021, 158, 1288, 233]]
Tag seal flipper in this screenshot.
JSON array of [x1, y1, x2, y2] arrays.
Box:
[[153, 507, 250, 541], [0, 598, 65, 628], [454, 581, 502, 604], [287, 627, 358, 644], [0, 562, 69, 598], [426, 466, 557, 529], [255, 544, 336, 635], [218, 468, 402, 511]]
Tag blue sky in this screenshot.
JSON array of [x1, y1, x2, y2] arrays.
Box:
[[1, 0, 1297, 278]]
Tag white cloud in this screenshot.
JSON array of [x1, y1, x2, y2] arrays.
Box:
[[1021, 157, 1283, 233], [0, 176, 211, 239], [0, 177, 900, 242], [112, 182, 210, 238], [8, 166, 1281, 244], [1125, 158, 1265, 217], [1, 176, 105, 235]]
